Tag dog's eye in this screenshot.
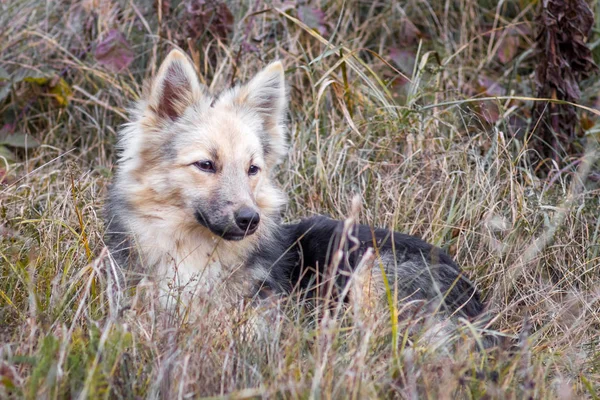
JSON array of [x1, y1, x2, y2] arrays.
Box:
[[194, 161, 216, 173], [248, 165, 260, 176]]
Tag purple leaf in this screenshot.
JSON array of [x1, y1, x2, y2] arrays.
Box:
[[298, 6, 327, 35], [479, 101, 500, 124], [477, 75, 506, 96], [497, 35, 520, 64], [95, 30, 134, 73]]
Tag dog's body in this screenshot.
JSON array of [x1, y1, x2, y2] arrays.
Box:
[[105, 50, 483, 319], [275, 217, 484, 318]]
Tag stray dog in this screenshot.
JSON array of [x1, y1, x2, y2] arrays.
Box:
[[105, 49, 484, 323]]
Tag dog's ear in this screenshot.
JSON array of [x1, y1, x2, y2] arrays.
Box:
[[148, 49, 202, 120], [232, 61, 288, 165]]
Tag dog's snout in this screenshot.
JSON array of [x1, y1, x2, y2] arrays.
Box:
[[234, 207, 260, 232]]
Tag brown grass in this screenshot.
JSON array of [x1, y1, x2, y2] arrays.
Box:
[[1, 0, 599, 398]]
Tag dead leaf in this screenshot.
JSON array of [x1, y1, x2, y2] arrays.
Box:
[[532, 0, 598, 168], [49, 77, 72, 107], [11, 69, 46, 84], [507, 114, 528, 138], [0, 67, 9, 103], [580, 112, 595, 131], [0, 362, 22, 389], [477, 75, 506, 96], [0, 133, 40, 149], [0, 146, 15, 163], [20, 74, 72, 106], [479, 101, 500, 124], [95, 30, 134, 73], [497, 35, 520, 64], [298, 6, 327, 35]]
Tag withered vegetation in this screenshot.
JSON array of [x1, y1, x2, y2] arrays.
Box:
[[1, 0, 599, 398]]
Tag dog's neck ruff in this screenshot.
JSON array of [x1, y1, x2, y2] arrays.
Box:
[[127, 209, 272, 306]]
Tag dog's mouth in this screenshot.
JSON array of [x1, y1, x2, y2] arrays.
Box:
[[194, 211, 257, 241]]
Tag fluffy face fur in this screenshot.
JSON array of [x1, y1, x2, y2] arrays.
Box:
[[106, 50, 288, 306]]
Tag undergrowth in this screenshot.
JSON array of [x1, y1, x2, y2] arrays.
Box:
[[1, 0, 600, 398]]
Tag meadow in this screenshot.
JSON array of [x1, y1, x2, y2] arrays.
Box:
[[1, 0, 599, 398]]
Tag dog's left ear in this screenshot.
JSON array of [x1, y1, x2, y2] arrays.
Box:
[[148, 49, 203, 121], [233, 62, 288, 165]]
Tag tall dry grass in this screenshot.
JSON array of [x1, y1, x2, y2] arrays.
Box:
[[1, 0, 599, 398]]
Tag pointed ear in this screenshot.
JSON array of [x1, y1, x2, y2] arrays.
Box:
[[235, 61, 286, 126], [148, 49, 202, 120], [233, 61, 288, 164]]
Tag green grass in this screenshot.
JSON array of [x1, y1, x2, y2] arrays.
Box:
[[1, 0, 600, 398]]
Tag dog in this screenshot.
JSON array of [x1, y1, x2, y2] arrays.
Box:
[[105, 49, 484, 322]]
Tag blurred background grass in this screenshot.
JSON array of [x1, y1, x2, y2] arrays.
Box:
[[1, 0, 599, 398]]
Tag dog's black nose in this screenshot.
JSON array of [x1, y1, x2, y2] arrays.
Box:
[[234, 208, 260, 232]]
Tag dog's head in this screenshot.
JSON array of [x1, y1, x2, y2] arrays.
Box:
[[118, 50, 287, 240]]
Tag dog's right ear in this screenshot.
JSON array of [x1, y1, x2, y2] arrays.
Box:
[[148, 49, 202, 120]]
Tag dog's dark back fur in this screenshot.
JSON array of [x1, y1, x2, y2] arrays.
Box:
[[255, 216, 484, 319]]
